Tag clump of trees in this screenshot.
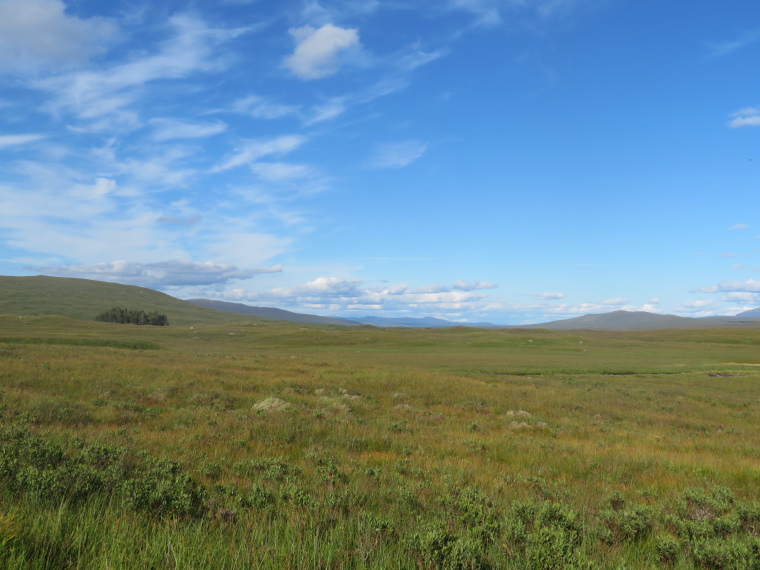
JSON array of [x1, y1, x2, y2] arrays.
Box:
[[95, 307, 169, 326]]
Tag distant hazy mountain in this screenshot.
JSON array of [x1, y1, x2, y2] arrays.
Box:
[[186, 299, 364, 326], [735, 307, 760, 318], [521, 310, 760, 331], [355, 316, 500, 328]]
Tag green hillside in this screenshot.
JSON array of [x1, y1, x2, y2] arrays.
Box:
[[0, 275, 238, 326]]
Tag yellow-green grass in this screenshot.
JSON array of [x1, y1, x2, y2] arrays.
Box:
[[1, 315, 759, 568]]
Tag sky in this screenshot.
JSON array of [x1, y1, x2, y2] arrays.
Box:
[[0, 0, 759, 324]]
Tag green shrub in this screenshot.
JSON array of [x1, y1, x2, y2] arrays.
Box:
[[95, 307, 169, 326], [598, 504, 654, 544], [655, 534, 681, 565]]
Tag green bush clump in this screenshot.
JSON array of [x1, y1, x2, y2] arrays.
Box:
[[0, 423, 205, 518], [95, 307, 169, 326], [598, 492, 654, 544]]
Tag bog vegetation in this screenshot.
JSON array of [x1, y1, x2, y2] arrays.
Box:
[[0, 313, 759, 568]]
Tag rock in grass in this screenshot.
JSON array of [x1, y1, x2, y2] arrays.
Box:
[[253, 397, 291, 412], [509, 421, 532, 430], [506, 410, 532, 418]]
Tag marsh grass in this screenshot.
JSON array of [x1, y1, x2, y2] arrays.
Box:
[[1, 316, 760, 567]]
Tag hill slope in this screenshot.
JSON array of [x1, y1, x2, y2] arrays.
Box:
[[0, 276, 237, 326], [186, 299, 364, 326], [736, 307, 760, 318]]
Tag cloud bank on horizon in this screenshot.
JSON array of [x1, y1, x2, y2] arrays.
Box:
[[0, 0, 759, 324]]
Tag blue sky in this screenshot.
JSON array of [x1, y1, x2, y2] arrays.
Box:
[[1, 0, 759, 324]]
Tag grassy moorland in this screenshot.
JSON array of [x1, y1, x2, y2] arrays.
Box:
[[0, 276, 236, 326], [1, 314, 760, 568]]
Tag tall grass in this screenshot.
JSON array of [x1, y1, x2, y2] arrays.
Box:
[[1, 317, 760, 567]]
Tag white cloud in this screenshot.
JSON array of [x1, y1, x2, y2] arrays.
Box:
[[305, 99, 347, 125], [531, 292, 564, 300], [157, 215, 201, 225], [700, 279, 760, 294], [250, 162, 314, 182], [681, 299, 713, 309], [0, 134, 47, 148], [368, 140, 428, 168], [453, 280, 498, 291], [150, 118, 227, 141], [707, 28, 760, 59], [36, 14, 245, 128], [205, 232, 292, 267], [230, 95, 300, 119], [728, 107, 760, 128], [0, 0, 116, 73], [447, 0, 590, 27], [397, 43, 447, 71], [730, 224, 748, 230], [216, 277, 495, 314], [37, 259, 281, 288], [721, 253, 738, 258], [213, 135, 307, 171], [722, 292, 760, 305], [284, 24, 361, 80]]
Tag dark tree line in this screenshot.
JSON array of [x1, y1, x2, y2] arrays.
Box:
[[95, 307, 169, 326]]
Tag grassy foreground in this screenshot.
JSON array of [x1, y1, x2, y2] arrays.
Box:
[[1, 314, 760, 568]]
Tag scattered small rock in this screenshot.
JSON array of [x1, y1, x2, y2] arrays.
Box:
[[253, 397, 291, 412], [314, 388, 326, 395], [536, 421, 548, 429], [509, 421, 532, 430], [319, 396, 350, 413], [506, 410, 532, 418]]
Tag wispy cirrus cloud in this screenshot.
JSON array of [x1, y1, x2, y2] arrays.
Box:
[[149, 118, 227, 141], [447, 0, 595, 27], [368, 140, 428, 168], [707, 27, 760, 59], [35, 14, 246, 129], [213, 135, 307, 172], [0, 134, 47, 148], [229, 95, 301, 119]]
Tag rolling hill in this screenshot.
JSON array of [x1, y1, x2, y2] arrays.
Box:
[[0, 276, 237, 326]]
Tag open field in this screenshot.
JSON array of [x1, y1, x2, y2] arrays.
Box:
[[1, 314, 760, 568]]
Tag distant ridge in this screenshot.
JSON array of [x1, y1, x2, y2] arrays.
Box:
[[355, 315, 500, 328], [186, 299, 364, 326], [521, 310, 760, 331], [735, 307, 760, 318]]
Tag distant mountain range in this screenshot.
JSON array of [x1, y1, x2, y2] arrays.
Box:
[[3, 275, 760, 331], [186, 299, 365, 326], [187, 300, 760, 331], [516, 310, 760, 331]]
